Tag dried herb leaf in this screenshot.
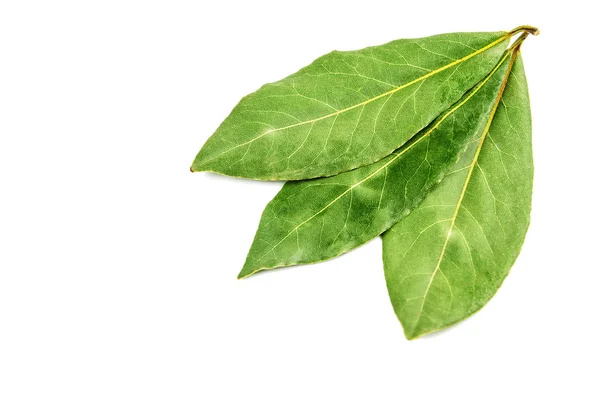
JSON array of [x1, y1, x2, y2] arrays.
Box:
[[192, 31, 512, 180], [381, 51, 532, 339]]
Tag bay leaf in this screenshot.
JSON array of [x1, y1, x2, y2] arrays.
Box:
[[191, 30, 520, 180], [381, 50, 532, 339], [238, 51, 515, 279]]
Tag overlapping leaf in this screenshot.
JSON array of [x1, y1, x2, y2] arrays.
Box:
[[381, 51, 532, 339], [238, 52, 515, 278], [192, 32, 513, 180]]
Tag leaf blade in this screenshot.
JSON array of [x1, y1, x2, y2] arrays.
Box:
[[238, 52, 515, 278], [192, 31, 511, 180], [381, 52, 533, 339]]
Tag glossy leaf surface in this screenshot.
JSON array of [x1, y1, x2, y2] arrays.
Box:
[[238, 53, 514, 278], [381, 53, 532, 339], [192, 31, 511, 180]]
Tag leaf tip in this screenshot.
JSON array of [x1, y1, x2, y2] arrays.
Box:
[[190, 161, 210, 174], [237, 266, 253, 280], [403, 329, 419, 341], [237, 263, 268, 280], [399, 321, 429, 340]]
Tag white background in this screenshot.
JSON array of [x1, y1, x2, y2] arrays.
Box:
[[1, 1, 598, 399]]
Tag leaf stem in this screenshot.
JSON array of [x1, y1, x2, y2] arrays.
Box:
[[508, 32, 531, 51], [507, 25, 540, 37]]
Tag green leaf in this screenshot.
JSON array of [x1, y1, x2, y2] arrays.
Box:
[[238, 51, 515, 279], [381, 52, 532, 339], [192, 31, 513, 180]]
